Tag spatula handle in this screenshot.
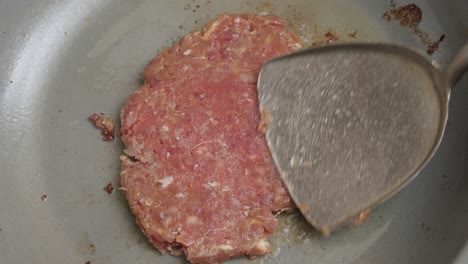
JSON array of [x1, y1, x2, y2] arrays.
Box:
[[446, 43, 468, 88]]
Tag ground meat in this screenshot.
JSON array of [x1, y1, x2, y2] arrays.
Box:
[[120, 14, 301, 263], [311, 30, 344, 47], [89, 113, 115, 141]]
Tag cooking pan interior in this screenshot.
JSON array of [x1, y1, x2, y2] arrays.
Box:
[[0, 0, 467, 263]]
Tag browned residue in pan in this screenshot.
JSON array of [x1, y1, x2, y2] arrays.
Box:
[[427, 34, 446, 55], [103, 183, 114, 194], [352, 209, 372, 225], [311, 30, 352, 47], [243, 0, 359, 47], [389, 2, 422, 29], [347, 30, 358, 38], [383, 1, 445, 55]]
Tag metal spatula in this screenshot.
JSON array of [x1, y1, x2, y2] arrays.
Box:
[[257, 43, 468, 235]]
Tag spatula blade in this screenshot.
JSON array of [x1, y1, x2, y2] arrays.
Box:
[[257, 44, 445, 233]]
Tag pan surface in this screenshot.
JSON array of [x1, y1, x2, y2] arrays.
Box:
[[0, 0, 467, 263]]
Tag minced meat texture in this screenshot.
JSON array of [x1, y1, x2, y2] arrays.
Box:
[[89, 113, 115, 141], [120, 14, 302, 263]]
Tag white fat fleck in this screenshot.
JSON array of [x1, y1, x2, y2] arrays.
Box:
[[209, 118, 219, 125], [203, 20, 220, 39], [183, 65, 190, 72], [183, 49, 192, 56], [218, 244, 234, 251], [156, 228, 165, 235], [254, 239, 270, 253], [176, 193, 185, 198], [167, 102, 176, 110], [158, 176, 173, 189], [231, 198, 241, 206], [186, 216, 199, 225], [143, 198, 154, 206], [195, 146, 207, 155], [161, 125, 169, 132], [234, 17, 241, 23], [192, 139, 212, 150], [294, 42, 302, 49], [194, 164, 199, 170], [207, 181, 219, 187], [166, 152, 171, 158]]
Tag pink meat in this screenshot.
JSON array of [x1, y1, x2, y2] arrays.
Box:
[[120, 14, 302, 263]]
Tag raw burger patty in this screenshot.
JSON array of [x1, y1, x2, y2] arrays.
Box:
[[120, 14, 302, 263]]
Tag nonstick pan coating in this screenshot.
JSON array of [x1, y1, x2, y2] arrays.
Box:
[[0, 0, 467, 263]]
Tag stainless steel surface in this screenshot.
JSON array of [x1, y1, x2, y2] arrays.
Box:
[[258, 43, 466, 232], [0, 0, 467, 264], [447, 44, 468, 86]]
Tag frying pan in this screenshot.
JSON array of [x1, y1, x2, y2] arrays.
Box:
[[0, 0, 467, 263]]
